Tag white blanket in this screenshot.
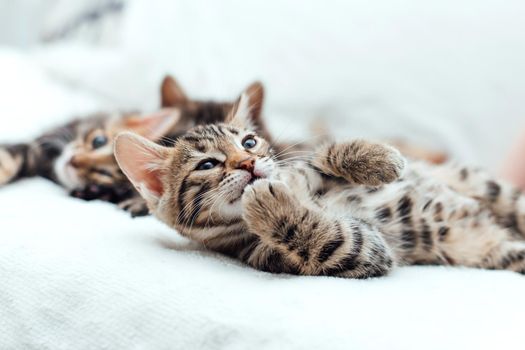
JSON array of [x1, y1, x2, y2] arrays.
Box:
[[2, 1, 525, 349]]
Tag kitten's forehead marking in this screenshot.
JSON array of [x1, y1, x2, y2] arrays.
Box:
[[180, 124, 248, 154]]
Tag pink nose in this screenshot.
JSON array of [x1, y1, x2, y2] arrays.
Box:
[[237, 158, 255, 173]]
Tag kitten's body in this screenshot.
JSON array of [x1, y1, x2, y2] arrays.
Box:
[[116, 94, 525, 278]]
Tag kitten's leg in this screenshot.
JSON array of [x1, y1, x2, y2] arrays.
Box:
[[0, 144, 32, 186], [429, 163, 525, 238], [436, 213, 525, 274], [241, 179, 394, 278], [311, 140, 406, 187]]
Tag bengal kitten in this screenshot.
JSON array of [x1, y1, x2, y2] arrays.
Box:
[[115, 92, 525, 278], [0, 76, 267, 217]]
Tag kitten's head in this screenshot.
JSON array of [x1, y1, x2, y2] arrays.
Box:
[[49, 110, 179, 190], [115, 86, 275, 236]]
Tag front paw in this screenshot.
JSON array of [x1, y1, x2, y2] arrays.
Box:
[[118, 197, 150, 218], [70, 185, 103, 201], [361, 143, 406, 185], [241, 180, 298, 234], [319, 141, 406, 186]]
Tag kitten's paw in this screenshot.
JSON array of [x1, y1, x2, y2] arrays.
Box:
[[242, 180, 298, 231], [0, 148, 21, 186], [118, 197, 150, 218], [320, 141, 406, 186], [70, 185, 103, 201], [364, 143, 406, 185]]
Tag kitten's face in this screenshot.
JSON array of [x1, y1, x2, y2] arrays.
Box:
[[48, 111, 178, 190], [165, 123, 275, 225], [115, 85, 270, 235]]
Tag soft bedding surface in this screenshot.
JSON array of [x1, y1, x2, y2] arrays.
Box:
[[2, 1, 525, 349]]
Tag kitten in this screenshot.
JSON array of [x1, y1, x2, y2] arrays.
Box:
[[0, 110, 178, 208], [0, 76, 267, 216], [115, 92, 525, 278]]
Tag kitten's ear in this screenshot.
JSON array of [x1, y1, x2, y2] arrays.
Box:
[[226, 81, 264, 129], [114, 132, 170, 204], [161, 75, 188, 107], [123, 109, 180, 141]]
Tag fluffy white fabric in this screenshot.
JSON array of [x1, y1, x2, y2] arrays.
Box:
[[2, 1, 525, 349]]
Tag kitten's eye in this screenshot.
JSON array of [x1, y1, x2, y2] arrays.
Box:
[[197, 159, 219, 171], [92, 135, 108, 149], [242, 136, 257, 149]]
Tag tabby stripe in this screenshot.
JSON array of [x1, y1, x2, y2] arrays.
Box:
[[367, 187, 380, 193], [397, 195, 413, 225], [300, 211, 308, 223], [486, 180, 501, 203], [401, 230, 417, 250], [177, 174, 192, 223], [434, 202, 444, 222], [191, 210, 243, 228], [422, 199, 433, 212], [227, 127, 239, 135], [420, 219, 433, 251], [181, 135, 201, 143], [238, 235, 262, 261], [187, 183, 210, 225], [182, 135, 215, 144], [347, 195, 362, 204], [375, 206, 392, 223], [317, 224, 345, 263], [268, 183, 276, 197], [500, 251, 525, 269], [438, 226, 450, 241], [207, 126, 221, 138], [323, 224, 363, 275]]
